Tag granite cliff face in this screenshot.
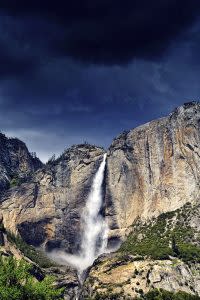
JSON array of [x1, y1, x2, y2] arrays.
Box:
[[0, 132, 42, 192], [1, 144, 105, 254], [105, 102, 200, 241]]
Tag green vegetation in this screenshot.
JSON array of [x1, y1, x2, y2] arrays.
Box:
[[120, 203, 200, 263], [178, 243, 200, 263], [0, 255, 63, 300], [86, 289, 200, 300], [136, 288, 200, 300], [10, 176, 22, 188], [9, 172, 34, 188], [119, 212, 174, 260], [7, 231, 56, 268]]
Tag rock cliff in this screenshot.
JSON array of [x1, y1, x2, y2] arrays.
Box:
[[0, 132, 42, 192], [105, 102, 200, 241], [1, 144, 105, 253], [82, 254, 200, 299]]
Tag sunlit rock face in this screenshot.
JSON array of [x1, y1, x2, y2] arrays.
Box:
[[105, 102, 200, 239], [1, 144, 105, 254], [0, 133, 42, 192], [81, 253, 200, 299]]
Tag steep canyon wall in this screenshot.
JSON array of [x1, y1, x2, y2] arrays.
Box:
[[105, 102, 200, 239]]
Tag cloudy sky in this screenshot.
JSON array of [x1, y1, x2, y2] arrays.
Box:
[[1, 1, 200, 161]]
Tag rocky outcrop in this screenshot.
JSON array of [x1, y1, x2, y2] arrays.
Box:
[[46, 266, 80, 300], [105, 102, 200, 240], [81, 254, 200, 299], [0, 132, 42, 192], [82, 201, 200, 299], [1, 144, 105, 253]]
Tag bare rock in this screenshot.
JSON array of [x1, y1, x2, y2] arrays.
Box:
[[105, 102, 200, 239], [1, 144, 105, 253], [82, 254, 200, 299], [0, 132, 42, 193]]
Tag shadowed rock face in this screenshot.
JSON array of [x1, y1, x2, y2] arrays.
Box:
[[105, 102, 200, 239], [0, 133, 42, 192], [1, 144, 105, 253]]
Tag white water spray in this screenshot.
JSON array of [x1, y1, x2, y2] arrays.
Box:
[[49, 154, 108, 276], [80, 153, 107, 268]]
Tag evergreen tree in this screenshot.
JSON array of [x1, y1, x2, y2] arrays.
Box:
[[0, 256, 64, 300]]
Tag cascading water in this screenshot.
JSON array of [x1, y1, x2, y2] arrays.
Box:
[[49, 153, 108, 278], [80, 153, 108, 272]]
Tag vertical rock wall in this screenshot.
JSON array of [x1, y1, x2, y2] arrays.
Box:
[[105, 102, 200, 238]]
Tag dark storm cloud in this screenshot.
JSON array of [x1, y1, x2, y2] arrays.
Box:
[[0, 17, 34, 78], [55, 0, 200, 64], [0, 1, 200, 161], [1, 0, 200, 66], [0, 13, 62, 78]]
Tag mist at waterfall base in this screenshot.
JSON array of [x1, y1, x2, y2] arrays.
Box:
[[48, 154, 108, 277]]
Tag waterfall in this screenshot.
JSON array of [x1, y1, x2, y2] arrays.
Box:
[[48, 153, 108, 277], [80, 153, 108, 271]]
